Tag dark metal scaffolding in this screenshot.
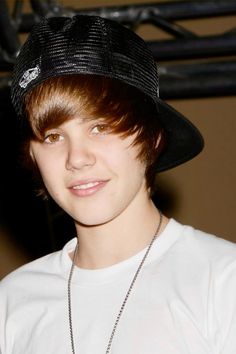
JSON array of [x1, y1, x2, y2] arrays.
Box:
[[0, 0, 236, 99]]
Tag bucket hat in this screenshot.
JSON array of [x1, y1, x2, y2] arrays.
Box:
[[11, 15, 204, 172]]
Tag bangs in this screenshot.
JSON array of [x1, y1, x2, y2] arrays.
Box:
[[24, 73, 164, 167], [24, 75, 154, 133]]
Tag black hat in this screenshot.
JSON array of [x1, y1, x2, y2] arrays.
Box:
[[11, 15, 204, 172]]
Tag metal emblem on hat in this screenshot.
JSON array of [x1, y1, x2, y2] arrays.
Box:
[[19, 65, 40, 89]]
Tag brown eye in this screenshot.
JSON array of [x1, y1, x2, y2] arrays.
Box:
[[91, 124, 109, 134], [44, 133, 63, 144]]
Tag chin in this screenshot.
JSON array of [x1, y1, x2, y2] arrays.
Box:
[[73, 215, 114, 228], [70, 208, 117, 227]]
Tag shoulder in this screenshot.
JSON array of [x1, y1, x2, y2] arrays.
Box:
[[164, 219, 236, 308], [0, 237, 76, 296], [170, 219, 236, 278], [0, 251, 59, 294], [180, 221, 236, 260]]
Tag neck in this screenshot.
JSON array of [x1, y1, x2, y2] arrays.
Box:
[[72, 197, 169, 269]]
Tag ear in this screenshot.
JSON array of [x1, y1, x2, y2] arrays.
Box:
[[29, 144, 36, 162], [155, 133, 162, 149]]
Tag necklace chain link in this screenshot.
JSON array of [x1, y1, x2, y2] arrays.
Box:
[[68, 211, 162, 354]]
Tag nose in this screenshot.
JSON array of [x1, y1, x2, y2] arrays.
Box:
[[65, 139, 96, 171]]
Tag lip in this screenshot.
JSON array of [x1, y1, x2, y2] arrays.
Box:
[[68, 179, 109, 197]]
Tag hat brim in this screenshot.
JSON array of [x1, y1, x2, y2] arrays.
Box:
[[155, 98, 204, 173]]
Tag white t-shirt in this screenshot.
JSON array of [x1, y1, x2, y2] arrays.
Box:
[[1, 219, 236, 354]]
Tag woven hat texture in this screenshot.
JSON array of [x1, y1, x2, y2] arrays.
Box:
[[11, 14, 204, 172]]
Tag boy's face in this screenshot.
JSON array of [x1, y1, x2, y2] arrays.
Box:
[[30, 115, 149, 227]]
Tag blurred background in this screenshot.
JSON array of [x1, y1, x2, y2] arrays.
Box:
[[0, 0, 236, 279]]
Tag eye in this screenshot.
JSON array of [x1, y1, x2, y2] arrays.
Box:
[[44, 133, 63, 144], [91, 123, 110, 135]]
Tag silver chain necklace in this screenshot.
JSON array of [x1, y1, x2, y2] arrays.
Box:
[[68, 211, 162, 354]]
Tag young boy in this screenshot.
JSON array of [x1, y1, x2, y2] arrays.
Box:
[[1, 15, 236, 354]]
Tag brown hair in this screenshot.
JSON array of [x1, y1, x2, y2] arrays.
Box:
[[23, 74, 165, 196]]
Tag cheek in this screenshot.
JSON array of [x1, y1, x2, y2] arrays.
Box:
[[112, 148, 146, 187], [106, 138, 143, 169], [32, 152, 63, 191], [125, 145, 146, 176], [34, 155, 52, 177]]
